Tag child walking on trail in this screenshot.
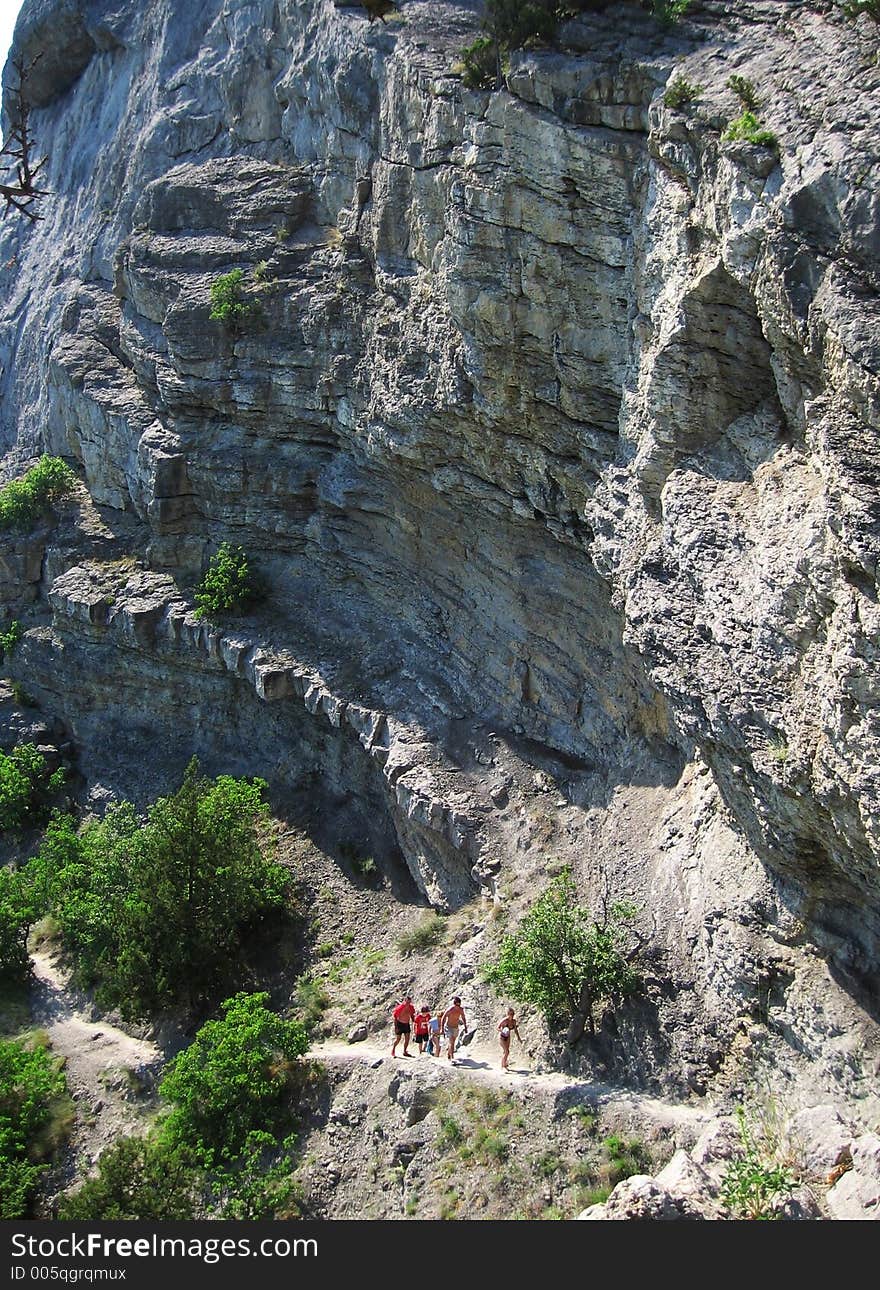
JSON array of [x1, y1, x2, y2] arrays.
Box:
[[498, 1007, 521, 1070], [427, 1011, 441, 1056], [414, 1006, 431, 1054]]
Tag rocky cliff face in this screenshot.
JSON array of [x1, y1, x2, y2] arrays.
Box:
[[2, 0, 879, 1115]]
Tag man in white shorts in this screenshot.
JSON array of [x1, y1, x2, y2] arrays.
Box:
[[439, 996, 467, 1063]]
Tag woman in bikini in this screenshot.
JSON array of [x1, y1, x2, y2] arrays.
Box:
[[497, 1006, 521, 1070]]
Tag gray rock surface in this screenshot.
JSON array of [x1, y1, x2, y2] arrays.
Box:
[[2, 0, 880, 1122], [790, 1104, 855, 1180], [826, 1133, 880, 1219]]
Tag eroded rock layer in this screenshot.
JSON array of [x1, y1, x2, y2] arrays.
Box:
[[2, 0, 879, 1108]]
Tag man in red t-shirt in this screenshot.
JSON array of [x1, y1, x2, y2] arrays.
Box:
[[391, 994, 416, 1057]]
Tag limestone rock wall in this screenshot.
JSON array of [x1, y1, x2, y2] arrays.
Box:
[[2, 0, 879, 1103]]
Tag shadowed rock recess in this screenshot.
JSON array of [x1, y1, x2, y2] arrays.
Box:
[[2, 0, 880, 1123]]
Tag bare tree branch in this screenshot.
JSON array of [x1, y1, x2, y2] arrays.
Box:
[[1, 55, 49, 222]]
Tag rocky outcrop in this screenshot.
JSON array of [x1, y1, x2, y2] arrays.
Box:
[[2, 1, 880, 1113], [580, 1103, 880, 1220]]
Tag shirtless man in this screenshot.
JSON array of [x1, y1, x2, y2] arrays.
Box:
[[439, 996, 467, 1063]]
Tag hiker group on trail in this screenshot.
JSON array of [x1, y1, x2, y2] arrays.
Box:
[[390, 994, 522, 1069]]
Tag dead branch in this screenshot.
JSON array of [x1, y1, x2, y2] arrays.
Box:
[[1, 55, 49, 222]]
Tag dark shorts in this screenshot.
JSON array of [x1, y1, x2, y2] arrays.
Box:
[[394, 1021, 411, 1036], [415, 1031, 429, 1043]]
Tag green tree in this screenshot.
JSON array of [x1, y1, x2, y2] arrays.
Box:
[[57, 1137, 205, 1220], [723, 111, 778, 149], [159, 992, 309, 1160], [34, 760, 290, 1018], [210, 1131, 302, 1219], [58, 1125, 301, 1220], [484, 868, 641, 1044], [663, 75, 702, 110], [649, 0, 690, 25], [0, 621, 22, 663], [0, 457, 76, 532], [0, 1036, 67, 1218], [209, 270, 254, 330], [459, 1, 564, 89], [487, 0, 561, 48], [0, 744, 65, 834], [194, 542, 257, 621], [0, 864, 43, 982]]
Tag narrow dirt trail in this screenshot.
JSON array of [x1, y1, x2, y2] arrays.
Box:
[[28, 944, 710, 1182], [312, 1037, 712, 1133], [30, 949, 163, 1166]]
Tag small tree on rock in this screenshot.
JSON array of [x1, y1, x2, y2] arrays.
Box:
[[484, 867, 642, 1044], [194, 542, 258, 621], [209, 270, 254, 331]]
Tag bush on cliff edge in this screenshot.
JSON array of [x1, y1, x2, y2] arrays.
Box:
[[32, 759, 290, 1019]]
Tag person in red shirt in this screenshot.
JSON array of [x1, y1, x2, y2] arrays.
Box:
[[391, 994, 416, 1057], [413, 1006, 431, 1055]]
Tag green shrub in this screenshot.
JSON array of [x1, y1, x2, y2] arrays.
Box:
[[437, 1113, 464, 1150], [483, 867, 641, 1043], [576, 1183, 611, 1207], [58, 1137, 204, 1220], [471, 1124, 508, 1162], [292, 974, 331, 1037], [0, 1035, 67, 1218], [397, 911, 445, 955], [723, 111, 778, 149], [58, 1128, 301, 1221], [0, 866, 42, 982], [159, 992, 309, 1161], [194, 542, 258, 621], [601, 1133, 651, 1186], [33, 759, 290, 1018], [487, 0, 561, 48], [0, 457, 76, 533], [721, 1107, 795, 1219], [354, 855, 378, 881], [727, 74, 759, 111], [10, 683, 36, 709], [663, 75, 702, 109], [0, 621, 22, 663], [840, 1, 879, 19], [209, 269, 254, 330], [460, 35, 501, 88], [339, 843, 379, 884], [568, 1104, 598, 1133], [209, 1130, 302, 1219], [536, 1150, 561, 1177], [456, 1, 562, 90], [0, 744, 65, 835], [650, 0, 691, 24]]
